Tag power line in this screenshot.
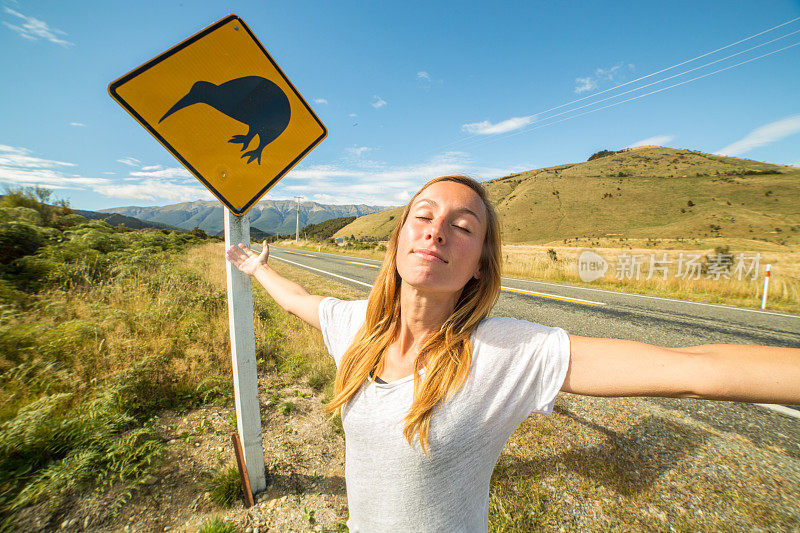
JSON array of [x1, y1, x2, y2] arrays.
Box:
[[430, 16, 800, 154], [464, 40, 800, 150], [451, 27, 800, 152]]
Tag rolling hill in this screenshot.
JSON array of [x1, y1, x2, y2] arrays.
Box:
[[333, 146, 800, 247]]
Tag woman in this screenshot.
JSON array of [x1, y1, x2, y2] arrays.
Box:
[[226, 175, 799, 532]]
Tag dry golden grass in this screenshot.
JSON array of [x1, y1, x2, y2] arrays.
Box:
[[502, 243, 800, 313], [270, 238, 387, 261]]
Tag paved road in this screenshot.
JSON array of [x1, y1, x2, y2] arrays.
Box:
[[267, 244, 800, 425]]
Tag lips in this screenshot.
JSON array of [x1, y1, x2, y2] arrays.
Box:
[[412, 248, 448, 263]]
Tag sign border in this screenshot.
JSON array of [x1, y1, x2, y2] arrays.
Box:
[[108, 14, 327, 216]]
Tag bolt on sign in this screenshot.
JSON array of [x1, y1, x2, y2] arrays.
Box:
[[108, 14, 327, 215]]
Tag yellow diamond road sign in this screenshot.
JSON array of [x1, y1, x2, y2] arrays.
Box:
[[109, 14, 327, 215]]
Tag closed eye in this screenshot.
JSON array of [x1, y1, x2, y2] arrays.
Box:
[[454, 225, 471, 233]]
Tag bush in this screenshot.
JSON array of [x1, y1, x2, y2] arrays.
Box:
[[0, 389, 165, 521], [0, 222, 44, 264], [205, 466, 242, 508], [0, 207, 42, 225], [1, 186, 70, 227], [588, 149, 617, 161], [52, 213, 87, 230]]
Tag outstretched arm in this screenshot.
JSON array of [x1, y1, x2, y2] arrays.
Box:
[[226, 241, 324, 330], [562, 334, 800, 405]]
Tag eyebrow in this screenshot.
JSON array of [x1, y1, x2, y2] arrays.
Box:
[[413, 198, 483, 223]]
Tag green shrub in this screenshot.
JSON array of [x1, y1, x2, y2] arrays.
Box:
[[205, 466, 242, 508], [1, 186, 70, 227], [0, 388, 164, 521], [0, 222, 44, 264], [588, 149, 617, 161], [51, 213, 87, 230], [0, 207, 42, 225]]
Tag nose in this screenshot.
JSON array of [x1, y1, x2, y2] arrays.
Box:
[[425, 219, 445, 243]]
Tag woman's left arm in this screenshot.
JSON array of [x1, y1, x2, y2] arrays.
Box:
[[561, 334, 800, 405]]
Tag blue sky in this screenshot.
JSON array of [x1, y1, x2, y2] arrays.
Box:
[[1, 0, 799, 210]]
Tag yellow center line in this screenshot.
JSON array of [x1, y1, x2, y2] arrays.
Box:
[[283, 250, 315, 258], [501, 286, 605, 306], [346, 261, 380, 269]]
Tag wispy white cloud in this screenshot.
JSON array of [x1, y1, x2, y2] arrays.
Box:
[[2, 7, 73, 46], [371, 95, 387, 109], [93, 159, 207, 201], [117, 157, 142, 167], [461, 116, 534, 135], [280, 151, 524, 206], [626, 135, 675, 149], [574, 77, 596, 94], [348, 113, 358, 118], [0, 144, 107, 189], [102, 171, 115, 175], [129, 167, 193, 180], [93, 180, 212, 202], [417, 70, 432, 90], [715, 114, 800, 157], [313, 98, 328, 105], [69, 122, 85, 127], [0, 144, 30, 155], [345, 146, 372, 158], [574, 62, 634, 94]]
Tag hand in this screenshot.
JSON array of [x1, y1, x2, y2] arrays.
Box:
[[226, 240, 269, 276]]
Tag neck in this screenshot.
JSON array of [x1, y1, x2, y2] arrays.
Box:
[[394, 280, 460, 359]]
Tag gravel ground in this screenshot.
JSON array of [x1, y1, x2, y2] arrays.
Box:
[[25, 377, 799, 532]]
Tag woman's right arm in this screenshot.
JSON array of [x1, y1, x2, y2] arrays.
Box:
[[225, 241, 325, 330]]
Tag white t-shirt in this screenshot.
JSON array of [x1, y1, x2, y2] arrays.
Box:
[[318, 297, 571, 532]]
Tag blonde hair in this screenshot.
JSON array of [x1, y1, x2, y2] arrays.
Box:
[[326, 175, 502, 453]]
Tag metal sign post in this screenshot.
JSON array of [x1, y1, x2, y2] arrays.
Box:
[[224, 210, 266, 492], [108, 14, 327, 495]]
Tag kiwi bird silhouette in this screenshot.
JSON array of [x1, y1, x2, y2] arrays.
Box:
[[159, 76, 291, 164]]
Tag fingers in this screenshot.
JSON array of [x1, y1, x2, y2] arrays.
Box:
[[225, 242, 252, 264]]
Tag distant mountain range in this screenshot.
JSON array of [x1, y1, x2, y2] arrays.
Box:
[[100, 199, 390, 235]]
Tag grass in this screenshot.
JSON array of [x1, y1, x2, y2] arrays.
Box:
[[271, 237, 386, 261], [0, 193, 238, 527], [198, 517, 239, 533], [0, 229, 362, 528], [206, 466, 242, 508]]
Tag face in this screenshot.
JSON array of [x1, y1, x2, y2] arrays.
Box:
[[395, 180, 488, 296]]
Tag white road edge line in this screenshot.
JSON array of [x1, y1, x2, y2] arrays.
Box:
[[272, 255, 374, 289], [756, 403, 800, 419]]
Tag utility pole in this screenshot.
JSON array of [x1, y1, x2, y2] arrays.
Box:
[[294, 196, 302, 243]]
